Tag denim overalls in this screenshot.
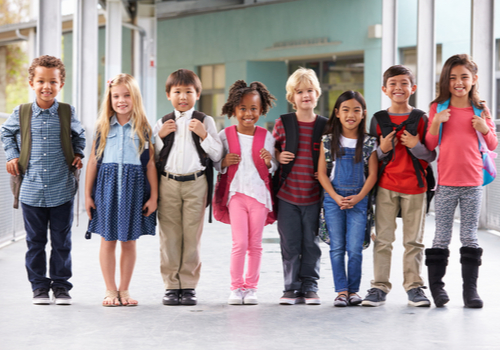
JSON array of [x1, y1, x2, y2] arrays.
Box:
[[323, 146, 368, 293]]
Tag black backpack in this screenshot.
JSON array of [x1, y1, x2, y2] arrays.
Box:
[[370, 109, 435, 213]]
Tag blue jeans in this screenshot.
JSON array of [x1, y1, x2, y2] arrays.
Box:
[[22, 200, 74, 291], [324, 191, 367, 293], [324, 146, 367, 293]]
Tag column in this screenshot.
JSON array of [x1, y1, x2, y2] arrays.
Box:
[[416, 0, 435, 111], [381, 0, 397, 110], [105, 0, 122, 80], [36, 0, 61, 57]]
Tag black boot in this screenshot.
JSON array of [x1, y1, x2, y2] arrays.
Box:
[[425, 248, 450, 307], [460, 247, 483, 308]]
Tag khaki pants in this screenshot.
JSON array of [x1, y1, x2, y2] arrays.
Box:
[[371, 187, 426, 293], [158, 173, 207, 289]]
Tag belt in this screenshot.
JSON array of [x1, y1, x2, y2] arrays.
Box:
[[161, 170, 204, 182]]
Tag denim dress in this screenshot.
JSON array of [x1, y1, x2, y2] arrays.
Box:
[[89, 116, 156, 241], [322, 134, 376, 293]]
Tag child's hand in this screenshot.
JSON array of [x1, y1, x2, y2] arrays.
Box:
[[158, 119, 176, 138], [221, 153, 240, 168], [189, 119, 208, 140], [6, 158, 20, 176], [433, 108, 451, 126], [260, 148, 272, 168], [332, 194, 344, 208], [379, 130, 397, 153], [472, 114, 489, 135], [72, 155, 83, 169], [85, 196, 96, 220], [400, 131, 419, 148], [340, 194, 362, 209], [278, 151, 295, 164], [142, 198, 157, 217]]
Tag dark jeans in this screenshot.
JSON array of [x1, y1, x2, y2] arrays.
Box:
[[22, 200, 74, 291], [277, 199, 321, 293]]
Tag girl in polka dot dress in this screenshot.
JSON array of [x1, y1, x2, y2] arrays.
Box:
[[85, 73, 158, 307]]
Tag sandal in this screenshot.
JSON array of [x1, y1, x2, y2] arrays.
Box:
[[119, 290, 138, 306], [334, 293, 348, 307], [103, 290, 120, 307]]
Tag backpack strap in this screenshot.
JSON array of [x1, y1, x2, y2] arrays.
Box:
[[279, 113, 299, 183], [58, 102, 75, 169], [18, 103, 33, 174], [155, 112, 176, 175], [312, 115, 328, 172], [252, 126, 270, 181]]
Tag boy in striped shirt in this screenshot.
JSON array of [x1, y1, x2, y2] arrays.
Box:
[[273, 68, 327, 305]]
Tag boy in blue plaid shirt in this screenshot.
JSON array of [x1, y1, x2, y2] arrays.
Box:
[[1, 55, 85, 305]]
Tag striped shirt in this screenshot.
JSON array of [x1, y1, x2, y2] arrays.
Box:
[[1, 100, 86, 207], [273, 117, 320, 205]]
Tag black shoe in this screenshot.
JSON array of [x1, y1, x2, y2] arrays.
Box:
[[33, 288, 50, 305], [52, 286, 72, 305], [180, 289, 197, 305], [460, 247, 484, 308], [163, 289, 180, 305]]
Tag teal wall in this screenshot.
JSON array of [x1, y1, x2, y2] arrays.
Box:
[[156, 0, 384, 122], [62, 27, 133, 113]]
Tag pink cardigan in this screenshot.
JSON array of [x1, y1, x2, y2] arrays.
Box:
[[426, 103, 498, 186]]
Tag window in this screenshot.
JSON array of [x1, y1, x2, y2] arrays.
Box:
[[288, 56, 364, 118], [199, 64, 226, 130]]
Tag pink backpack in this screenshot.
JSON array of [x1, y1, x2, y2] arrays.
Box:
[[213, 125, 276, 225]]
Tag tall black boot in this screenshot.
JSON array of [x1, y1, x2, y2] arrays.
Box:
[[425, 248, 450, 307], [460, 247, 483, 308]]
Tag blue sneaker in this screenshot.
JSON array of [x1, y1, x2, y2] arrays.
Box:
[[407, 287, 431, 307], [361, 288, 387, 307]]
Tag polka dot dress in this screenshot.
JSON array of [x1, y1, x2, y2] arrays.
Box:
[[89, 163, 156, 241]]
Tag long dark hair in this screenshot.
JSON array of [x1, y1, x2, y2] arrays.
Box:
[[431, 54, 481, 109], [324, 90, 367, 163]]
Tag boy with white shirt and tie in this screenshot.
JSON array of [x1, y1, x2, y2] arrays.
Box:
[[154, 69, 222, 305]]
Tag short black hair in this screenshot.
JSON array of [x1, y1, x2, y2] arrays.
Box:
[[383, 65, 415, 87], [165, 68, 202, 94]]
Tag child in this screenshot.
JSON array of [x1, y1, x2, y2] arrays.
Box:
[[363, 65, 436, 307], [213, 80, 277, 305], [1, 55, 86, 305], [154, 69, 222, 306], [425, 54, 497, 308], [318, 91, 378, 307], [273, 67, 327, 305], [85, 73, 157, 307]]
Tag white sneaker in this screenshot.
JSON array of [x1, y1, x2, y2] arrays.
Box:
[[228, 289, 244, 305], [243, 289, 258, 305]]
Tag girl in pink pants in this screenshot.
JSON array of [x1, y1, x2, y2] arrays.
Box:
[[213, 80, 277, 305]]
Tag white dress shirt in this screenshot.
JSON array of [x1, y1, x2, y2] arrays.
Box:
[[153, 108, 222, 175]]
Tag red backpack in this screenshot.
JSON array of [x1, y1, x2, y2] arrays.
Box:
[[213, 125, 276, 225]]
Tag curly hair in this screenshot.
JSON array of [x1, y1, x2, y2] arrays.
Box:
[[221, 80, 276, 118], [28, 55, 66, 83]]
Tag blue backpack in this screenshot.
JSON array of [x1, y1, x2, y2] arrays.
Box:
[[437, 99, 496, 186]]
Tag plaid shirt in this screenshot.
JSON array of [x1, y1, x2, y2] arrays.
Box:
[[1, 100, 86, 207]]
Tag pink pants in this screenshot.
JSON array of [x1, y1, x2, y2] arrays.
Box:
[[228, 193, 269, 290]]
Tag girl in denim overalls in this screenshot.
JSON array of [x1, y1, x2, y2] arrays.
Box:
[[318, 91, 378, 307]]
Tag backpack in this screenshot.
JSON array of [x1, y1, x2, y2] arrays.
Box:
[[437, 99, 497, 186], [11, 102, 77, 209], [213, 125, 276, 225], [85, 131, 153, 240], [318, 134, 377, 249], [272, 113, 328, 201], [155, 111, 214, 221], [371, 109, 436, 213]]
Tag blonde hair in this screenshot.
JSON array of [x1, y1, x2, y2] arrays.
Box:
[[285, 67, 322, 110], [95, 73, 151, 159]]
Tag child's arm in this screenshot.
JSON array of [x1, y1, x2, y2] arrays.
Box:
[[142, 146, 158, 217], [341, 150, 378, 209], [194, 116, 223, 163], [261, 132, 278, 172], [317, 142, 343, 207], [213, 130, 234, 174], [1, 107, 21, 175], [472, 105, 499, 150], [70, 106, 86, 161], [84, 141, 98, 220]]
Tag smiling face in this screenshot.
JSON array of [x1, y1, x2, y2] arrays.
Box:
[[234, 92, 262, 135], [293, 83, 318, 112], [449, 64, 477, 100], [29, 66, 64, 109], [110, 84, 133, 119], [335, 98, 365, 134], [382, 74, 416, 104], [167, 84, 200, 112]]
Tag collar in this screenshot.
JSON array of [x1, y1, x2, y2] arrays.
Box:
[[174, 108, 194, 120], [32, 99, 59, 117], [110, 115, 132, 127]]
